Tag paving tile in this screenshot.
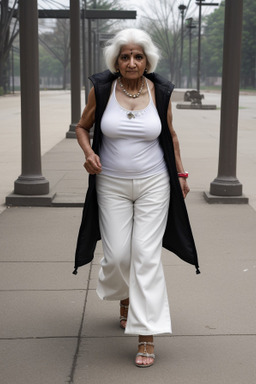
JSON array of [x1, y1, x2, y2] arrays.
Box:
[[82, 290, 122, 338], [0, 338, 76, 384], [88, 264, 99, 291], [0, 291, 85, 338], [0, 262, 89, 291], [0, 207, 81, 262], [74, 336, 256, 384], [164, 262, 256, 336]]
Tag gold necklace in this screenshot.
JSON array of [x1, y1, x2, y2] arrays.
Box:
[[118, 77, 144, 98]]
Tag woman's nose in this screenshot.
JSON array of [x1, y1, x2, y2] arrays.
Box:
[[128, 57, 136, 67]]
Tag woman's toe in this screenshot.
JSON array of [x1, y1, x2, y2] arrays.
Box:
[[147, 357, 154, 365], [135, 355, 143, 365]]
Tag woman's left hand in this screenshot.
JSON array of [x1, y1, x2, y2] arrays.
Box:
[[179, 178, 190, 199]]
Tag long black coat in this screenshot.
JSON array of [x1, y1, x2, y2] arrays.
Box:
[[73, 70, 200, 275]]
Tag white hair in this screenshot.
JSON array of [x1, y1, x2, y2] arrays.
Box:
[[103, 28, 160, 74]]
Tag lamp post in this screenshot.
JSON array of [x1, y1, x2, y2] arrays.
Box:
[[66, 0, 81, 138], [178, 4, 187, 88], [195, 0, 218, 92], [185, 17, 196, 88], [82, 1, 86, 102]]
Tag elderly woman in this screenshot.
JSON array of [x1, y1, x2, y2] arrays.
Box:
[[73, 28, 199, 368]]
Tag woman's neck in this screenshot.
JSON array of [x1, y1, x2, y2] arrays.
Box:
[[120, 76, 143, 91]]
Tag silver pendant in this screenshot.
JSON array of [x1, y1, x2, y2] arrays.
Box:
[[127, 112, 135, 119]]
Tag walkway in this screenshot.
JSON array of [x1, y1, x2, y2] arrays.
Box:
[[0, 90, 255, 383]]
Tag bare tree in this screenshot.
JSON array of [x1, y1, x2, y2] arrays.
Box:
[[138, 0, 182, 82], [0, 0, 19, 94], [39, 19, 70, 89]]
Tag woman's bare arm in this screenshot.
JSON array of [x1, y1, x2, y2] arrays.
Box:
[[76, 87, 102, 174], [167, 100, 190, 198]]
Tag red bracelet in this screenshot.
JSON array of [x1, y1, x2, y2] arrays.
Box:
[[178, 172, 189, 178]]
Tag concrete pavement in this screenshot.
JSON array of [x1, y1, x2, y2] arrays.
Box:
[[0, 90, 256, 383]]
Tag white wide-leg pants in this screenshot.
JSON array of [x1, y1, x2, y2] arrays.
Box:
[[96, 172, 172, 335]]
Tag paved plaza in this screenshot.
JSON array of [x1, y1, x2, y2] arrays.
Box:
[[0, 90, 256, 383]]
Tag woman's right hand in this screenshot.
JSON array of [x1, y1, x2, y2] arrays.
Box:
[[83, 152, 102, 174]]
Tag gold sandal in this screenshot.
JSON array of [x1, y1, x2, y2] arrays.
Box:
[[135, 342, 155, 368], [120, 299, 129, 329]]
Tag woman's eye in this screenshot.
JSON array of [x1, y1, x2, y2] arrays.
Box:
[[121, 55, 128, 60], [136, 55, 143, 60]]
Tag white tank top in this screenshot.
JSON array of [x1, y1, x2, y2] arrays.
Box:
[[100, 79, 167, 178]]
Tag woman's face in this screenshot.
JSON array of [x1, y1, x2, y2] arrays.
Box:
[[116, 44, 148, 80]]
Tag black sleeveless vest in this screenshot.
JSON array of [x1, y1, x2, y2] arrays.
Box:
[[73, 70, 200, 275]]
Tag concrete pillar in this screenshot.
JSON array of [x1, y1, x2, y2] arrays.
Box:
[[66, 0, 81, 138], [204, 0, 248, 204], [14, 0, 49, 195], [196, 0, 202, 93]]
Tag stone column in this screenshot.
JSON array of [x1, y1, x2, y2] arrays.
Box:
[[66, 0, 81, 138], [13, 0, 49, 196], [204, 0, 248, 204]]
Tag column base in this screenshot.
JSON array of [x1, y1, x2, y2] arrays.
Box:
[[6, 192, 56, 207], [66, 123, 77, 138], [14, 175, 49, 195], [204, 177, 249, 204], [176, 103, 217, 110], [204, 191, 248, 204], [210, 177, 242, 196]]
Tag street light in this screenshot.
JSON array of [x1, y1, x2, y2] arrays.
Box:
[[195, 0, 219, 92], [178, 4, 187, 88], [185, 17, 196, 88]]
